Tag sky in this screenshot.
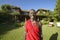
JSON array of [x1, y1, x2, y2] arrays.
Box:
[[0, 0, 56, 11]]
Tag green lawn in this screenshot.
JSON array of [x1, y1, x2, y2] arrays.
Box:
[[0, 23, 60, 40], [42, 24, 60, 40], [0, 23, 24, 40]]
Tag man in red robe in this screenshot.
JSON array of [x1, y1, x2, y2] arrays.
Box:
[[24, 9, 42, 40]]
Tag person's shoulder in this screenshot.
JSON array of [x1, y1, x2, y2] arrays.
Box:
[[25, 19, 30, 23]]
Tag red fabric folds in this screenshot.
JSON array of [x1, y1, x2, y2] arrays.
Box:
[[25, 19, 41, 40]]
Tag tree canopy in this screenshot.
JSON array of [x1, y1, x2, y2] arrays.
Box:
[[54, 0, 60, 21]]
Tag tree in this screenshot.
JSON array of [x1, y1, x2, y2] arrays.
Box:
[[0, 4, 21, 23], [1, 4, 12, 13], [54, 0, 60, 21]]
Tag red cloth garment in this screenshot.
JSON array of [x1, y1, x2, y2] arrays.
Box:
[[25, 19, 41, 40]]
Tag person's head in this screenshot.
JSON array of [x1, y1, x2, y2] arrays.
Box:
[[29, 9, 35, 19]]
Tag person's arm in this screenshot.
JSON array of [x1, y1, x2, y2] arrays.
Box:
[[38, 21, 42, 27], [24, 21, 28, 40], [38, 21, 43, 38], [24, 21, 26, 40]]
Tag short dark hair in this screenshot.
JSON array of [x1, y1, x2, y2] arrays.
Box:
[[30, 9, 35, 12]]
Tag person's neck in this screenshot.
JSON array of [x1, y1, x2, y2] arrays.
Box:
[[30, 18, 34, 22]]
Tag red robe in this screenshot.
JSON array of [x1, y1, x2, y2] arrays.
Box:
[[25, 19, 41, 40]]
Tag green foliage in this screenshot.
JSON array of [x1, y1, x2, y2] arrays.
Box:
[[41, 19, 49, 24], [0, 4, 21, 23], [56, 15, 60, 21], [15, 22, 24, 27], [19, 22, 24, 27], [0, 6, 1, 10], [1, 4, 12, 12], [54, 0, 60, 21], [36, 10, 53, 17], [10, 12, 20, 15], [0, 10, 11, 23]]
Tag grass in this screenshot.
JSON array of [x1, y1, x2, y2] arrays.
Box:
[[42, 24, 60, 40], [0, 22, 24, 40], [0, 27, 24, 40], [0, 22, 60, 40]]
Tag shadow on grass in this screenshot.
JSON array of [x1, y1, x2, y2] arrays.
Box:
[[49, 32, 58, 40], [0, 22, 23, 36]]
